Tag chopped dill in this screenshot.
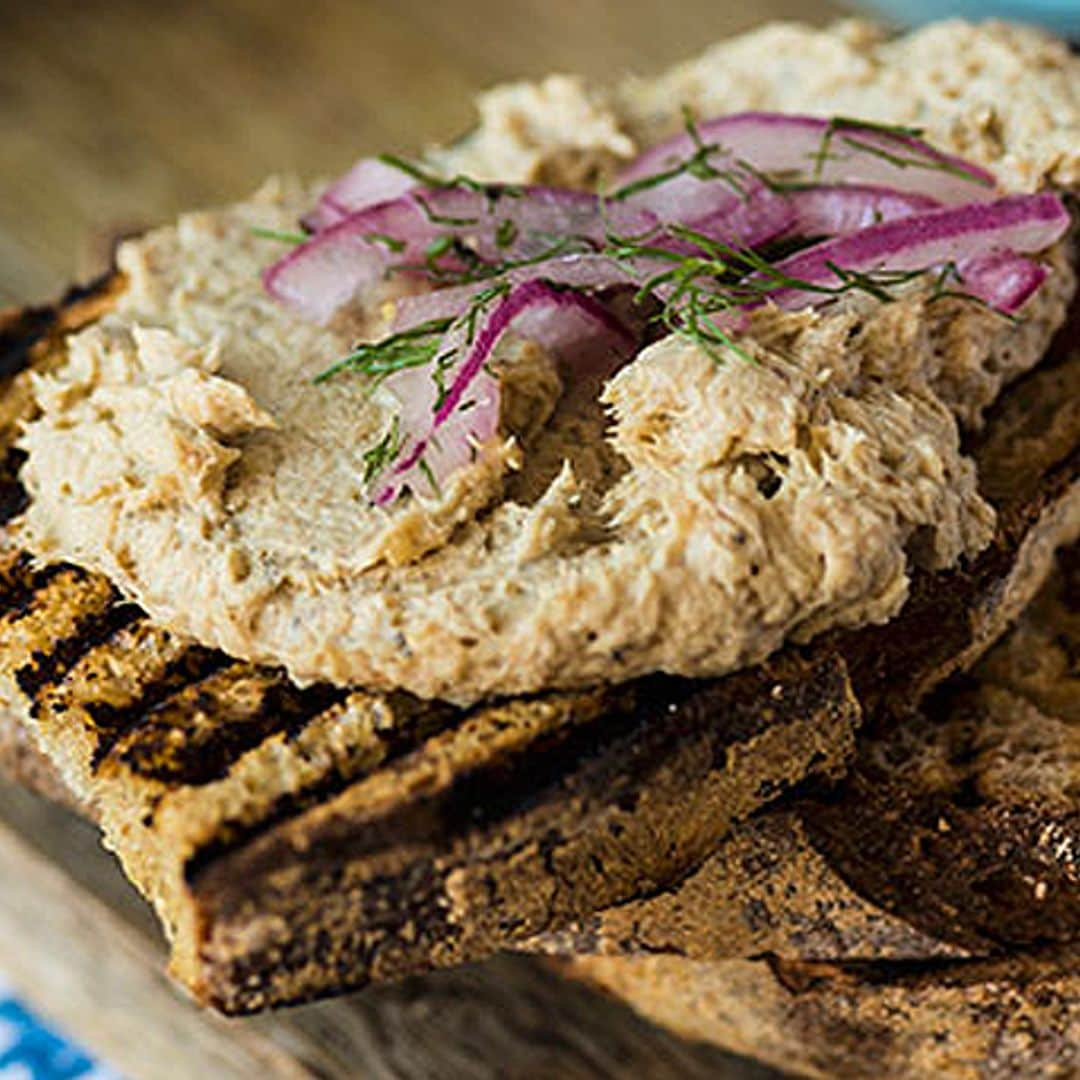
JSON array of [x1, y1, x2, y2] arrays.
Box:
[[365, 232, 407, 253], [424, 234, 457, 262], [376, 153, 460, 190], [495, 218, 519, 249], [829, 115, 926, 139], [316, 284, 510, 400], [251, 226, 308, 245], [812, 117, 994, 187], [462, 281, 511, 343], [389, 231, 593, 288], [418, 457, 441, 498], [600, 221, 987, 367], [362, 416, 403, 484], [610, 107, 750, 202], [321, 118, 1005, 491], [924, 260, 1020, 322], [412, 193, 480, 228], [431, 347, 457, 412], [377, 152, 523, 204], [314, 318, 451, 385]]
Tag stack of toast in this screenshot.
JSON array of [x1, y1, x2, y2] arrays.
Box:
[[0, 18, 1077, 1078], [548, 543, 1079, 1077], [0, 268, 1076, 1075]]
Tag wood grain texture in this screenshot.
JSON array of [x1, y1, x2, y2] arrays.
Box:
[[0, 0, 840, 305], [0, 779, 771, 1079]]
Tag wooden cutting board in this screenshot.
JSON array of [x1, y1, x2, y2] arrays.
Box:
[[0, 779, 770, 1079]]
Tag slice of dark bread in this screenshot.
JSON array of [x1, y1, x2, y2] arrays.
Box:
[[551, 545, 1079, 1077], [5, 549, 1073, 1080], [539, 547, 1080, 966], [0, 280, 1076, 1014]]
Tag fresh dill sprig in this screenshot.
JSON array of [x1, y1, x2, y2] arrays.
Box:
[[599, 222, 984, 367], [829, 115, 926, 139], [495, 219, 519, 249], [812, 117, 994, 187], [412, 193, 480, 228], [377, 153, 465, 190], [323, 120, 1003, 487], [462, 281, 512, 343], [923, 260, 1020, 323], [314, 318, 451, 385], [418, 235, 488, 280], [609, 106, 750, 202], [362, 416, 404, 484], [251, 226, 308, 245], [365, 232, 407, 253], [418, 457, 441, 498], [377, 152, 524, 203], [390, 233, 595, 288], [315, 282, 511, 397]]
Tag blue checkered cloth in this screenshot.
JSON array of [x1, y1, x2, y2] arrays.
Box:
[[0, 982, 121, 1080]]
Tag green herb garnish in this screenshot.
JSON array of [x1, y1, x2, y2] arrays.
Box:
[[812, 117, 993, 187], [314, 318, 450, 385], [418, 456, 441, 498], [495, 219, 519, 249], [362, 416, 404, 484], [251, 226, 308, 245], [610, 107, 750, 203]]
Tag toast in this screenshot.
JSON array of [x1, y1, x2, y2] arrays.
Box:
[[0, 277, 1076, 1012], [5, 532, 1074, 1078], [540, 542, 1080, 967], [551, 545, 1078, 1077], [561, 948, 1078, 1080]]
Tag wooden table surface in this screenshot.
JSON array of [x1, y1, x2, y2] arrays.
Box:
[[1, 0, 844, 306], [1, 2, 845, 1076]]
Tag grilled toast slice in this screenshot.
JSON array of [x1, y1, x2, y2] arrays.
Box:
[[551, 544, 1079, 1077], [5, 548, 1074, 1080], [541, 541, 1079, 965], [0, 279, 1076, 1013]]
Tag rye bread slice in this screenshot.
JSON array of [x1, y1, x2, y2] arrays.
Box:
[[0, 282, 1076, 1014], [538, 541, 1080, 968], [4, 552, 1072, 1080], [554, 551, 1078, 1077]]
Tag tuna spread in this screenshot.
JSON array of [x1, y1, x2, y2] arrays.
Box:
[[15, 20, 1080, 703]]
